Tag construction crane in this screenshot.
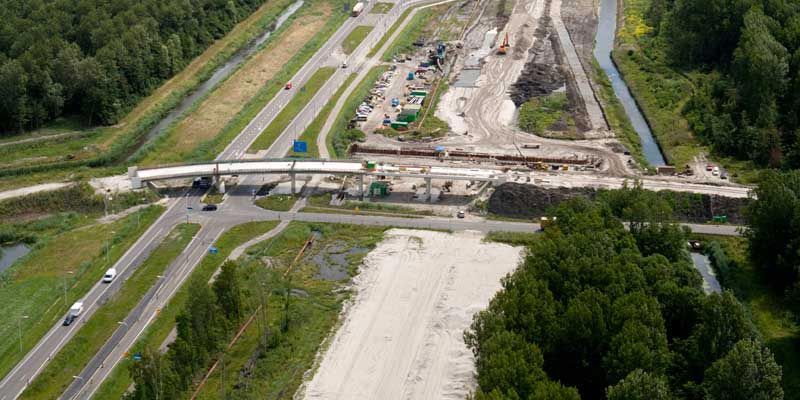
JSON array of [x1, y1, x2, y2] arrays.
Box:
[[497, 33, 509, 55]]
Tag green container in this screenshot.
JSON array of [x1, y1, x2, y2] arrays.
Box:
[[391, 121, 409, 129]]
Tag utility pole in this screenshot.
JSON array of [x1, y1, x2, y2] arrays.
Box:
[[18, 315, 29, 352]]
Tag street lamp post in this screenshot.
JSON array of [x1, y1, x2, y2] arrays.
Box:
[[63, 271, 74, 307], [18, 315, 29, 352]]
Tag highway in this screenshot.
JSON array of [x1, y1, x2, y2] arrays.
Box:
[[0, 0, 750, 397]]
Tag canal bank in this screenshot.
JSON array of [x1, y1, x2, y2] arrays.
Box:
[[126, 0, 305, 161], [593, 0, 666, 167]]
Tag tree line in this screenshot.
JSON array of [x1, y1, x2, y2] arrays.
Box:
[[466, 193, 783, 399], [0, 0, 265, 133], [127, 260, 270, 399], [744, 170, 800, 316], [647, 0, 800, 168]]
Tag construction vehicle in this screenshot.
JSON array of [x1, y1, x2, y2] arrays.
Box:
[[497, 33, 509, 55]]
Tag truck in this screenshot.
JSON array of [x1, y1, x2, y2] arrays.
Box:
[[63, 301, 84, 326], [352, 2, 364, 16]]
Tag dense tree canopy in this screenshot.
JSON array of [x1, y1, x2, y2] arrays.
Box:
[[651, 0, 800, 167], [0, 0, 266, 132], [744, 170, 800, 312], [466, 199, 781, 399]]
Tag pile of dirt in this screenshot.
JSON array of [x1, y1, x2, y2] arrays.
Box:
[[488, 183, 596, 217], [509, 63, 564, 106], [488, 183, 751, 223]]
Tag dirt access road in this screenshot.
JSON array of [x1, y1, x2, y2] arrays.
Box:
[[432, 0, 630, 175]]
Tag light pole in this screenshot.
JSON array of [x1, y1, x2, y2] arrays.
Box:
[[64, 271, 74, 306], [106, 231, 115, 264], [18, 315, 29, 352]]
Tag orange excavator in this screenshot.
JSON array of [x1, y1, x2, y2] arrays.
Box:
[[497, 32, 509, 55]]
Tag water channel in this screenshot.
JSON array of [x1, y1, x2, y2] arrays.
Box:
[[0, 243, 31, 274], [594, 0, 667, 166], [690, 252, 722, 294], [128, 0, 305, 159]]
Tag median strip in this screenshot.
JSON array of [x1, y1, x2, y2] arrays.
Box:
[[19, 223, 201, 399]]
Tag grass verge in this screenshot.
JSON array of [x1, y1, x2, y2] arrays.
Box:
[[590, 60, 650, 170], [367, 7, 412, 57], [382, 8, 435, 62], [305, 193, 433, 216], [342, 26, 374, 55], [185, 4, 349, 161], [248, 67, 336, 152], [483, 231, 539, 246], [290, 74, 357, 158], [194, 222, 386, 398], [0, 206, 165, 379], [370, 2, 394, 13], [91, 221, 280, 399], [255, 195, 298, 211], [19, 223, 201, 399]]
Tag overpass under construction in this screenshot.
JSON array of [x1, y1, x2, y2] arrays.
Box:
[[129, 159, 504, 198]]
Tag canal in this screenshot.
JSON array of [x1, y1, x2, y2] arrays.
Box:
[[0, 243, 30, 275], [127, 0, 305, 160], [594, 0, 667, 167]]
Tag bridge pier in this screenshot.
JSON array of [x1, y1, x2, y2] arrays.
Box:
[[290, 173, 296, 195], [357, 174, 364, 200], [425, 177, 432, 202], [128, 167, 143, 189]]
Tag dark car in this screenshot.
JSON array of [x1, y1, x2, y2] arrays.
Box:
[[63, 315, 76, 326], [202, 204, 218, 211]]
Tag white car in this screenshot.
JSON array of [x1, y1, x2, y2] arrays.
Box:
[[102, 268, 117, 283], [712, 166, 720, 176]]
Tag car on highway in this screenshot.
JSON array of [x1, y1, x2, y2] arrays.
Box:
[[63, 301, 84, 326], [202, 204, 218, 211], [102, 268, 117, 283], [285, 82, 292, 90], [341, 61, 348, 68]]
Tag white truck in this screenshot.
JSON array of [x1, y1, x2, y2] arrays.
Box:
[[63, 301, 84, 326], [352, 2, 364, 16]]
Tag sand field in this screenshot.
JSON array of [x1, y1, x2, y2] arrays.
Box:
[[300, 229, 523, 399]]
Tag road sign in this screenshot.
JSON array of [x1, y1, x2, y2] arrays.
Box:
[[293, 140, 308, 153], [209, 246, 219, 254], [133, 352, 142, 361]]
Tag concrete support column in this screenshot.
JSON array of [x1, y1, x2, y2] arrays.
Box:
[[425, 177, 432, 202], [290, 173, 296, 195], [357, 174, 364, 200]]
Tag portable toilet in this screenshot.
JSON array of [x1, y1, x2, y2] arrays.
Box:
[[407, 71, 415, 80]]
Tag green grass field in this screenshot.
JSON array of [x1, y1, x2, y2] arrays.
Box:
[[91, 221, 280, 399], [255, 195, 298, 211], [19, 223, 200, 400], [247, 67, 336, 152], [193, 222, 386, 398], [382, 8, 435, 62], [342, 25, 373, 55], [695, 235, 800, 399], [290, 74, 356, 158], [0, 206, 165, 380]]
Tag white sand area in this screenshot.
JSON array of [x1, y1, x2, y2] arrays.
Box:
[[300, 229, 523, 400]]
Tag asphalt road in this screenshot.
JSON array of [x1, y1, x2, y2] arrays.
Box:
[[0, 0, 748, 398], [0, 188, 204, 400]]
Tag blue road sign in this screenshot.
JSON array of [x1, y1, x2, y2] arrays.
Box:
[[293, 140, 308, 153], [133, 352, 142, 361]]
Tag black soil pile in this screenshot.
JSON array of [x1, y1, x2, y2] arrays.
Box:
[[488, 183, 750, 224], [510, 63, 564, 106], [489, 183, 596, 217]]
